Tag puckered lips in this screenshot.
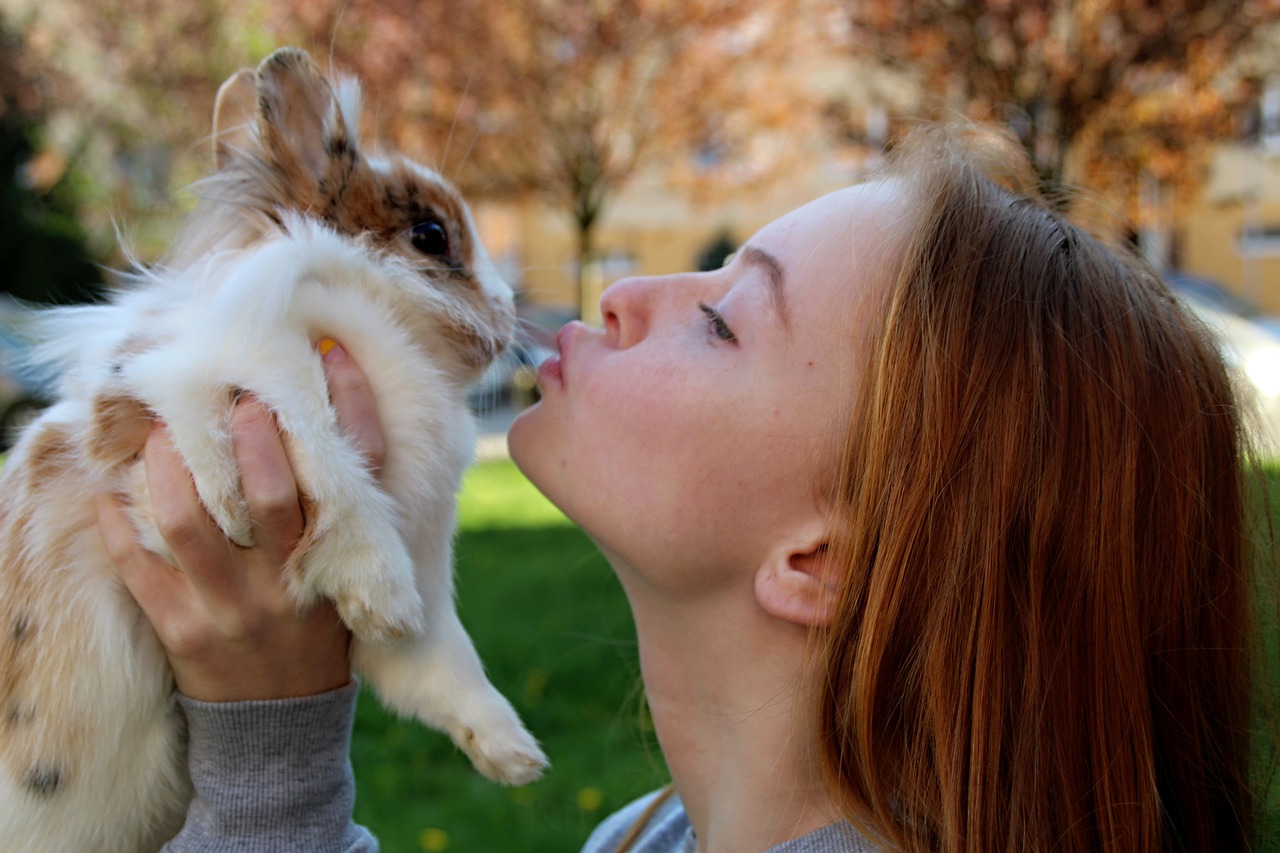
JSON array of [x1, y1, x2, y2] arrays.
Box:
[[539, 320, 585, 387]]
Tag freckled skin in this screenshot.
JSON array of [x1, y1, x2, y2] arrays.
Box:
[[510, 181, 912, 596]]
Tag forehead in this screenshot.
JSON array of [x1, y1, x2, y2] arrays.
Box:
[[748, 179, 909, 328]]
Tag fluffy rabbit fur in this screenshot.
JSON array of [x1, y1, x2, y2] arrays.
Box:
[[0, 47, 546, 852]]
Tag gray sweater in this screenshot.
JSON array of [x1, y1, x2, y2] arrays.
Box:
[[163, 682, 876, 852], [583, 788, 877, 853]]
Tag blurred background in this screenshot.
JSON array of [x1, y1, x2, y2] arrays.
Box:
[[1, 0, 1279, 446], [1, 1, 1279, 849]]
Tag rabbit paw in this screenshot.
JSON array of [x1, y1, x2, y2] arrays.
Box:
[[336, 590, 423, 644], [452, 714, 548, 786], [306, 523, 424, 643]]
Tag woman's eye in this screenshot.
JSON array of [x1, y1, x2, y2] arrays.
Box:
[[410, 221, 449, 256], [699, 302, 737, 344]]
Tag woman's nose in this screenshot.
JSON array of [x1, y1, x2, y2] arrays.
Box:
[[599, 275, 661, 348]]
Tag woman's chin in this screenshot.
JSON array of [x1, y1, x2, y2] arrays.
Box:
[[504, 402, 539, 465]]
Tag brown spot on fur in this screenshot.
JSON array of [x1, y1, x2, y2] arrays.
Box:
[[105, 333, 169, 381], [4, 701, 33, 729], [114, 334, 160, 361], [23, 765, 60, 796], [0, 449, 94, 794], [1, 505, 38, 779], [86, 395, 150, 468], [26, 423, 76, 485]]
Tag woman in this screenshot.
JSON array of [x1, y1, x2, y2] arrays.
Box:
[[98, 125, 1272, 852]]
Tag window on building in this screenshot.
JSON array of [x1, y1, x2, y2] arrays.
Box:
[[1262, 78, 1280, 152]]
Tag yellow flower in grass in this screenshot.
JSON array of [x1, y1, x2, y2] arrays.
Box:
[[577, 786, 604, 812], [418, 826, 449, 851], [524, 668, 549, 706]]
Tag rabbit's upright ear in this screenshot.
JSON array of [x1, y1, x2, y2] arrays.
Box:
[[212, 68, 256, 170], [253, 47, 356, 193]]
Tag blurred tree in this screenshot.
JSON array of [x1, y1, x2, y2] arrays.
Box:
[[0, 24, 101, 304], [3, 0, 825, 308], [840, 0, 1280, 226], [697, 230, 738, 272], [278, 0, 821, 315], [0, 0, 275, 261]]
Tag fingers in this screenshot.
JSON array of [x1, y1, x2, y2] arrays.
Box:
[[95, 491, 190, 628], [144, 423, 229, 588], [231, 397, 303, 560], [319, 339, 386, 477], [119, 347, 371, 590], [100, 420, 350, 702]]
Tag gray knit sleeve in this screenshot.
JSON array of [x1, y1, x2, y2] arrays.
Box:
[[162, 681, 378, 852]]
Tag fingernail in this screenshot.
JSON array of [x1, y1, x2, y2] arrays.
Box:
[[318, 338, 346, 362]]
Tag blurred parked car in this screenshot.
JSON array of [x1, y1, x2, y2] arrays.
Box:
[[0, 324, 55, 450], [1166, 272, 1280, 339], [1173, 292, 1280, 449], [467, 341, 553, 414]]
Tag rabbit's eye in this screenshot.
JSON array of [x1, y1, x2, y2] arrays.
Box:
[[411, 221, 449, 256]]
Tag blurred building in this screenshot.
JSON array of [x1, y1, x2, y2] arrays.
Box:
[[490, 156, 860, 327], [490, 85, 1280, 325], [485, 57, 906, 326], [1177, 85, 1280, 314]]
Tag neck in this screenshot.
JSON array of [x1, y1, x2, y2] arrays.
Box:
[[619, 570, 840, 853]]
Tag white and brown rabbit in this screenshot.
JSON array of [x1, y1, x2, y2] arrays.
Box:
[[0, 47, 546, 852]]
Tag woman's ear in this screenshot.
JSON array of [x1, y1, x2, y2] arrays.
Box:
[[754, 523, 842, 628]]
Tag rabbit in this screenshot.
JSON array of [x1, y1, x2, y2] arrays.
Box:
[[0, 47, 547, 853]]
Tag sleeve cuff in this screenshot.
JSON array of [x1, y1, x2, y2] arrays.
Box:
[[168, 680, 377, 852]]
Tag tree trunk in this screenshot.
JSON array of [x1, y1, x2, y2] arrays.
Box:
[[572, 178, 603, 320], [575, 214, 596, 320]]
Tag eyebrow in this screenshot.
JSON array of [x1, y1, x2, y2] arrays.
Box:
[[739, 245, 789, 330]]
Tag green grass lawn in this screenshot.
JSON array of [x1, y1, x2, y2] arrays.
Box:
[[349, 460, 668, 851]]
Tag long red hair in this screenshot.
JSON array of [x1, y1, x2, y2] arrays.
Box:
[[816, 125, 1273, 851]]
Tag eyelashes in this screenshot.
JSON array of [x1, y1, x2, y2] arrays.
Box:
[[699, 302, 737, 344]]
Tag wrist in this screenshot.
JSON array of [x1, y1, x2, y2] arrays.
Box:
[[176, 663, 351, 703], [168, 605, 352, 702], [176, 681, 367, 847]]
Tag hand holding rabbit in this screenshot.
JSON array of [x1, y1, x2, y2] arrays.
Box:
[[95, 342, 384, 703]]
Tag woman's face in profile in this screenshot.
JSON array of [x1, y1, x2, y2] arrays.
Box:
[[509, 180, 910, 592]]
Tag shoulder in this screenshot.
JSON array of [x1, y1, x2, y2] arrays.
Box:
[[582, 786, 691, 853], [770, 821, 882, 853], [581, 788, 880, 853]]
